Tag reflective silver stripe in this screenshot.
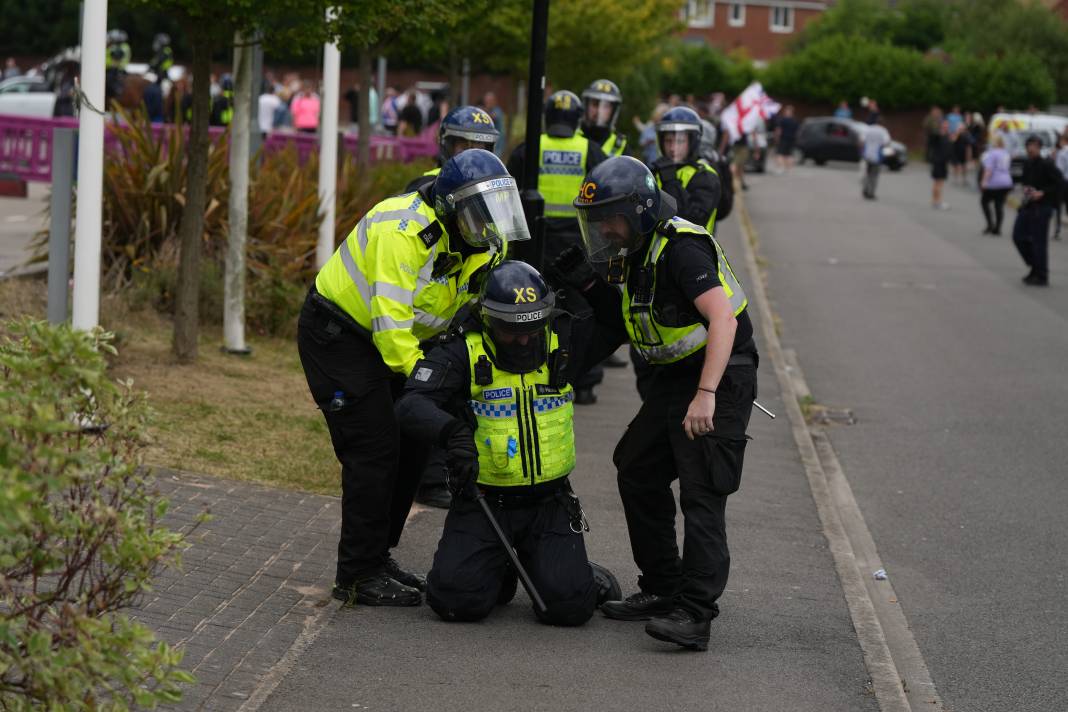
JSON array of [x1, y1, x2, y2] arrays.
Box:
[[355, 210, 431, 254], [711, 238, 748, 314], [414, 309, 450, 331], [415, 250, 436, 288], [372, 281, 413, 306], [372, 315, 413, 331], [641, 324, 708, 363], [340, 240, 371, 305]]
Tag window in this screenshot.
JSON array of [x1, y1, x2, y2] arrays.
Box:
[[728, 2, 745, 27], [685, 0, 715, 28], [770, 6, 794, 33]]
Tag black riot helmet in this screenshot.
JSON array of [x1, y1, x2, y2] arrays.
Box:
[[572, 156, 676, 263], [581, 79, 622, 131], [544, 90, 583, 137], [656, 106, 703, 164], [438, 105, 499, 163], [480, 260, 556, 373], [152, 33, 171, 53]]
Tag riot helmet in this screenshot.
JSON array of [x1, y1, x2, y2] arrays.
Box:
[[480, 260, 555, 373], [433, 149, 531, 249], [572, 156, 676, 263], [544, 90, 583, 137], [438, 106, 499, 163], [656, 106, 703, 163], [581, 79, 622, 131], [107, 29, 128, 45], [152, 33, 171, 53]]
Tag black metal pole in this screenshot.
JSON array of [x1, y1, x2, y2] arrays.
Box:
[[520, 0, 548, 271], [475, 490, 548, 613]]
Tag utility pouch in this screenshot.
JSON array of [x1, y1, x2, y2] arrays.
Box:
[[474, 355, 493, 386]]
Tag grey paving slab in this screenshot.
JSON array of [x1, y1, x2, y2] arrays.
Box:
[[0, 182, 48, 275]]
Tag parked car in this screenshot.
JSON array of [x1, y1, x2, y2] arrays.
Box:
[[796, 117, 907, 171], [0, 75, 57, 118]]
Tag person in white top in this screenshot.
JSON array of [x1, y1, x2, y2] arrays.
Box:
[[258, 86, 283, 135], [860, 117, 891, 200]]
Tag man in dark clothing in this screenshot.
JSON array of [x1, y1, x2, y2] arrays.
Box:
[[1014, 135, 1063, 286], [553, 156, 757, 651]]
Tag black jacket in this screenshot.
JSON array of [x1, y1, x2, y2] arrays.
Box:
[[649, 158, 721, 230], [1020, 156, 1063, 209]]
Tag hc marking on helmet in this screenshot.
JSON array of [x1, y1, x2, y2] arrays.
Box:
[[513, 287, 537, 303], [579, 181, 597, 201]]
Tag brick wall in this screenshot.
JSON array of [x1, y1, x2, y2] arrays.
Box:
[[682, 2, 826, 61]]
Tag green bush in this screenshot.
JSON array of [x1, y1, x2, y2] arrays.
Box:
[[941, 53, 1055, 115], [0, 319, 192, 709]]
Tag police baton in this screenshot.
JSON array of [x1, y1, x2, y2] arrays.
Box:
[[472, 486, 548, 614]]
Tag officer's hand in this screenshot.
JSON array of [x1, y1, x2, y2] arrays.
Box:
[[549, 246, 598, 292], [443, 422, 479, 496], [682, 390, 717, 441]]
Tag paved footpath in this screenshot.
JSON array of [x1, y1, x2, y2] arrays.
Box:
[[0, 182, 48, 276], [140, 211, 881, 712]]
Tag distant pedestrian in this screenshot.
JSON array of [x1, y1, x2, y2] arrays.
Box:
[[774, 105, 799, 173], [923, 105, 944, 162], [1052, 132, 1068, 240], [979, 133, 1013, 236], [930, 120, 951, 210], [865, 99, 880, 126], [291, 81, 321, 134], [833, 100, 851, 119], [397, 90, 423, 136], [258, 85, 283, 134], [480, 91, 507, 155], [638, 103, 669, 165], [946, 105, 963, 135], [3, 57, 20, 79], [381, 87, 399, 133], [1013, 134, 1063, 286], [860, 117, 890, 200]]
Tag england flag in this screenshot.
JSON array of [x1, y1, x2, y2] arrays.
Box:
[[720, 83, 782, 144]]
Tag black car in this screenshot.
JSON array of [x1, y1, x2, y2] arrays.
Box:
[[796, 117, 907, 171]]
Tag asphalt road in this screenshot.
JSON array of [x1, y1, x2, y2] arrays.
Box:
[[747, 160, 1068, 711], [0, 182, 48, 275], [255, 215, 879, 711]]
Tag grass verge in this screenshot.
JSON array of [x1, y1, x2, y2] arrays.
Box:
[[1, 276, 339, 496]]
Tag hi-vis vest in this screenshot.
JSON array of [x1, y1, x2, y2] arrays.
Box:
[[654, 159, 720, 234], [422, 167, 441, 178], [465, 331, 575, 487], [315, 192, 500, 375], [622, 217, 747, 365], [601, 132, 627, 158], [538, 133, 590, 218]]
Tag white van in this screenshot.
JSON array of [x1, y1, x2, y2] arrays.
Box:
[[989, 113, 1068, 180]]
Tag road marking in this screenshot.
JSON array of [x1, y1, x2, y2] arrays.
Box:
[[737, 193, 943, 711]]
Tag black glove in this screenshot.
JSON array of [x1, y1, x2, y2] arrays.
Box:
[[549, 245, 598, 292], [441, 420, 478, 497]]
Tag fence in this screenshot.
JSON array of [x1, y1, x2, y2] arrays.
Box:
[[0, 113, 437, 183]]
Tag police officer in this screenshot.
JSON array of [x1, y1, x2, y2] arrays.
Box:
[[297, 149, 529, 606], [150, 33, 174, 80], [651, 106, 723, 235], [556, 156, 758, 651], [395, 260, 619, 624], [104, 29, 131, 103], [211, 74, 234, 127], [404, 106, 500, 194], [580, 79, 627, 158], [507, 90, 606, 404]]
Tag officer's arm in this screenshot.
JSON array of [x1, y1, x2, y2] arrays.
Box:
[[586, 141, 608, 171], [506, 144, 525, 180], [678, 169, 721, 231], [365, 232, 427, 376], [573, 281, 628, 376], [395, 337, 471, 445]]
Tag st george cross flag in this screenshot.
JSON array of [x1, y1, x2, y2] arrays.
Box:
[[720, 83, 782, 144]]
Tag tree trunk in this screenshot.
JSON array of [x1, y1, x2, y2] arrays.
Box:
[[172, 27, 212, 363], [224, 30, 252, 353], [357, 48, 372, 174]]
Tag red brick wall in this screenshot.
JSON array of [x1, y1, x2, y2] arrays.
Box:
[[682, 4, 824, 61]]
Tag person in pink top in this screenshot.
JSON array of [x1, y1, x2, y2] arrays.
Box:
[[291, 80, 321, 134]]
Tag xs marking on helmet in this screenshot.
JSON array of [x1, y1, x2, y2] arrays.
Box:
[[471, 111, 493, 124], [555, 94, 572, 109], [515, 310, 543, 322], [513, 287, 537, 303]]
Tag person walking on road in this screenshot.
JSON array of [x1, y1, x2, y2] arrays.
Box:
[[860, 116, 890, 200], [773, 105, 799, 174], [1013, 135, 1063, 286], [395, 261, 620, 626], [297, 149, 528, 606], [979, 133, 1013, 236], [930, 120, 952, 210], [554, 156, 758, 651], [1053, 132, 1068, 240]]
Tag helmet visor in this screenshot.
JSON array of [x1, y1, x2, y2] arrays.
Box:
[[451, 176, 531, 247], [576, 198, 643, 262], [584, 98, 619, 128], [658, 129, 698, 162]]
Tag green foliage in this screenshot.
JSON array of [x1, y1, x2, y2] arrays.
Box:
[[942, 53, 1055, 114], [0, 319, 192, 709], [793, 0, 948, 52], [764, 36, 944, 109]]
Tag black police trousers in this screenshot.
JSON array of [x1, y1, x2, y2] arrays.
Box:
[[613, 360, 756, 621], [427, 486, 598, 626], [296, 291, 428, 585]]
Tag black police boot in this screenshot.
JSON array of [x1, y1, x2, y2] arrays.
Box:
[[415, 484, 452, 509], [332, 573, 422, 606], [600, 591, 673, 621], [385, 555, 427, 592], [573, 387, 597, 406], [497, 567, 518, 605], [590, 561, 622, 607], [645, 607, 711, 651]]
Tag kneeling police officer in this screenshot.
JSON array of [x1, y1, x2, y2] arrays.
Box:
[[395, 261, 619, 625]]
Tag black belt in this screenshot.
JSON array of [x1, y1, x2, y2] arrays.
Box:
[[308, 285, 373, 341], [479, 476, 571, 508]]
